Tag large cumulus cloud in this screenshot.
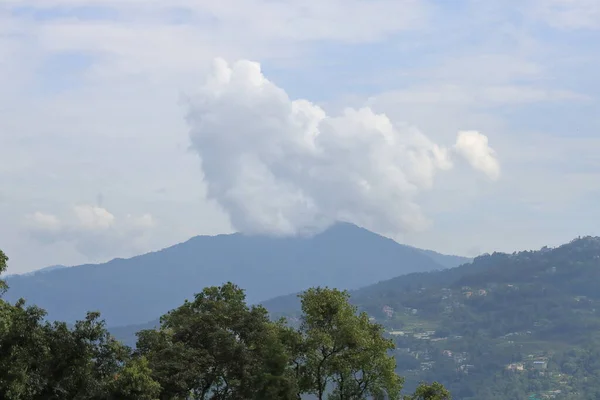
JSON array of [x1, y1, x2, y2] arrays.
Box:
[[187, 58, 500, 237]]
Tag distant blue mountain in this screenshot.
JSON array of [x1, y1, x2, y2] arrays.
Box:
[[5, 223, 469, 327], [4, 264, 68, 278]]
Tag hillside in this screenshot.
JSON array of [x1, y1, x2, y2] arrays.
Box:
[[109, 236, 600, 399], [4, 223, 467, 326], [346, 236, 600, 399], [240, 237, 600, 398]]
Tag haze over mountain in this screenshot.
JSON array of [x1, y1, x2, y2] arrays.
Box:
[[4, 223, 468, 327]]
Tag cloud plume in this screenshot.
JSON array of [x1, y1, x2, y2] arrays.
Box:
[[187, 59, 500, 237]]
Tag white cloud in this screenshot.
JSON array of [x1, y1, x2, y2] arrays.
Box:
[[186, 59, 500, 237], [531, 0, 600, 30], [73, 204, 115, 230], [453, 131, 501, 180], [369, 84, 587, 108], [0, 0, 430, 86], [25, 205, 156, 259], [26, 212, 62, 232], [127, 213, 155, 230], [9, 0, 429, 43], [1, 0, 598, 273]]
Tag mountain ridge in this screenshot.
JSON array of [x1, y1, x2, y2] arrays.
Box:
[[5, 222, 468, 327], [348, 236, 600, 398]]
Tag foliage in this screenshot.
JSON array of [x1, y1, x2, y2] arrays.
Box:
[[404, 382, 451, 400], [348, 236, 600, 399], [297, 287, 403, 400], [135, 284, 412, 400], [0, 249, 8, 295], [0, 299, 160, 399], [7, 236, 600, 398], [0, 248, 449, 399], [106, 356, 161, 399], [0, 252, 159, 400], [136, 282, 298, 400]]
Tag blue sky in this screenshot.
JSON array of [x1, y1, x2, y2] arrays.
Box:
[[1, 0, 599, 273]]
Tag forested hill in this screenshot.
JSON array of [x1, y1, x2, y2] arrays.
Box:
[[344, 236, 600, 399], [4, 222, 468, 326], [354, 235, 600, 315], [110, 236, 600, 398]]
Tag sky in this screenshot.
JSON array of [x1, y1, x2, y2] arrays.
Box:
[[1, 0, 600, 274]]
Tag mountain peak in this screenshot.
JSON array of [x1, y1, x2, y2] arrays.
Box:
[[5, 225, 466, 327]]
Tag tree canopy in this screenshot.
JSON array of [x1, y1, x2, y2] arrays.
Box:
[[0, 249, 449, 399], [297, 287, 402, 400], [0, 249, 8, 295]]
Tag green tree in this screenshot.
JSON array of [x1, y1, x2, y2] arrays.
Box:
[[0, 299, 49, 399], [0, 249, 160, 400], [405, 382, 451, 400], [36, 311, 132, 399], [296, 287, 403, 400], [1, 248, 451, 400], [136, 282, 297, 400], [0, 249, 8, 295], [106, 356, 161, 400], [0, 303, 146, 400]]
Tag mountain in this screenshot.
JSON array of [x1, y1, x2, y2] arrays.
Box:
[[4, 264, 67, 278], [412, 248, 472, 269], [252, 236, 600, 399], [342, 236, 600, 399], [110, 236, 600, 398], [5, 222, 467, 327]]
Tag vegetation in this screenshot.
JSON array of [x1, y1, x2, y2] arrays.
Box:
[[0, 249, 448, 399], [345, 237, 600, 399], [12, 234, 600, 399]]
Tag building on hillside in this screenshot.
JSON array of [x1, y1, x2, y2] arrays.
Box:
[[506, 363, 524, 372], [459, 364, 476, 374], [382, 305, 394, 318], [388, 330, 405, 336], [532, 361, 548, 371], [420, 361, 435, 371]]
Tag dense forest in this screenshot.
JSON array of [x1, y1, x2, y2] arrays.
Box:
[[259, 237, 600, 399], [0, 249, 449, 400], [349, 237, 600, 399]]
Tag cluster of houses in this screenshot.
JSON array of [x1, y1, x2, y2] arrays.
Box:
[[395, 346, 474, 373], [506, 358, 549, 372], [375, 285, 563, 377], [461, 286, 488, 298], [381, 305, 418, 319]]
